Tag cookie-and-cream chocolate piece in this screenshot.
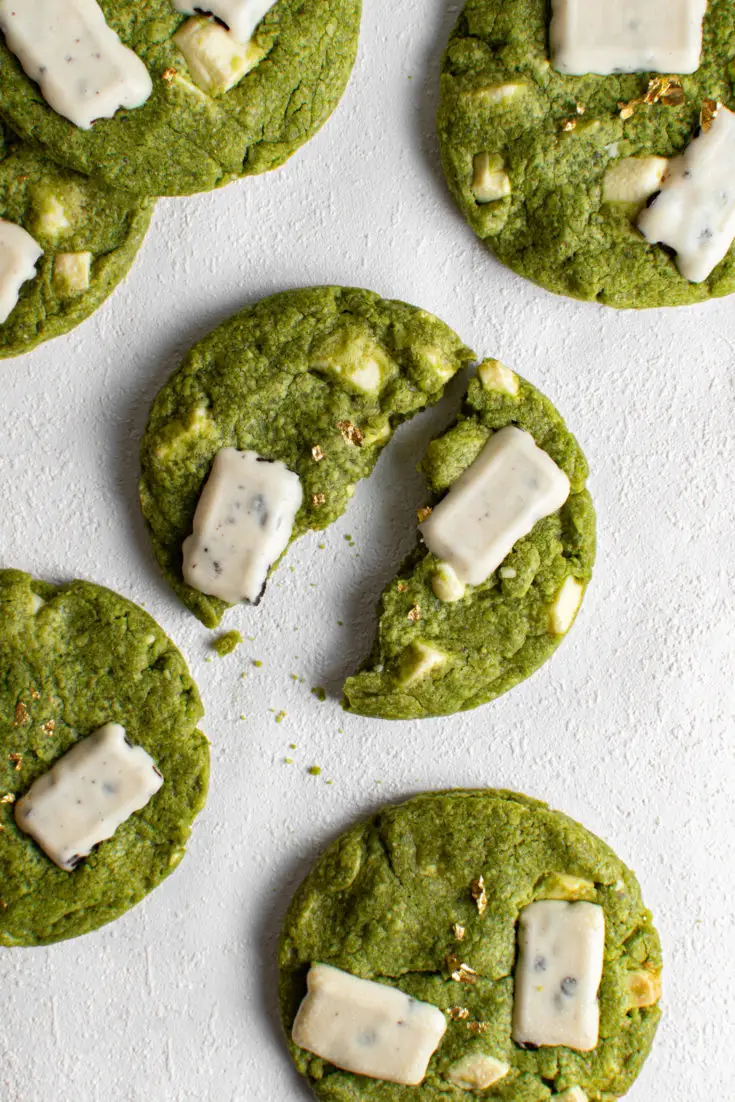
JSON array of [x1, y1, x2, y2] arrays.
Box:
[[182, 448, 303, 604], [550, 0, 706, 76], [512, 901, 605, 1051], [0, 0, 153, 130], [637, 106, 735, 283], [171, 0, 277, 45], [292, 963, 447, 1085], [420, 426, 570, 587], [14, 724, 163, 871], [0, 221, 43, 324]]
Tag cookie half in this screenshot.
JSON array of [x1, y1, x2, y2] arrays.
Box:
[[0, 569, 209, 946], [344, 361, 595, 718], [0, 125, 153, 359], [139, 286, 475, 627], [279, 789, 662, 1101], [437, 0, 735, 307], [0, 0, 361, 197]]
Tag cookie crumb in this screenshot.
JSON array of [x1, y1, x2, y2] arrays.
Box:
[[311, 686, 327, 702], [212, 630, 243, 657]]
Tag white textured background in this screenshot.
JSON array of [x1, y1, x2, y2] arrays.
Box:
[[1, 1, 734, 1099]]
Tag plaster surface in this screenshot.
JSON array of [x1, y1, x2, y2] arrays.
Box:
[[1, 1, 734, 1099]]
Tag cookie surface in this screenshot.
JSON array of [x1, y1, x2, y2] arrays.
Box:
[[0, 126, 153, 359], [0, 570, 209, 946], [139, 286, 475, 627], [279, 789, 662, 1101], [437, 0, 735, 308], [344, 364, 595, 719], [0, 0, 361, 197]]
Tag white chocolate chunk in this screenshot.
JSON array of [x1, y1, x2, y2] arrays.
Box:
[[477, 358, 519, 397], [292, 964, 447, 1085], [603, 157, 669, 205], [446, 1053, 510, 1090], [54, 252, 92, 294], [174, 17, 266, 95], [0, 0, 153, 130], [637, 106, 735, 283], [182, 448, 302, 604], [431, 562, 466, 603], [311, 328, 397, 396], [31, 194, 70, 240], [14, 724, 163, 871], [472, 153, 511, 203], [420, 427, 570, 587], [470, 83, 526, 104], [548, 576, 584, 635], [171, 0, 277, 45], [512, 901, 605, 1051], [398, 641, 448, 685], [550, 0, 706, 76], [0, 221, 43, 324], [554, 1089, 588, 1102]]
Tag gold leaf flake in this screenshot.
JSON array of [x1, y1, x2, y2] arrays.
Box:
[[416, 506, 433, 523], [560, 117, 577, 132], [397, 582, 408, 593], [337, 420, 364, 447], [618, 99, 637, 121], [0, 900, 6, 910], [576, 102, 586, 115], [407, 606, 421, 622], [471, 876, 488, 916], [30, 690, 40, 701], [162, 67, 178, 82], [41, 720, 56, 737], [447, 1006, 470, 1021], [311, 445, 325, 462], [467, 1021, 490, 1035], [8, 754, 22, 773], [452, 923, 466, 941], [13, 702, 29, 728], [448, 955, 478, 984], [311, 493, 326, 507], [701, 98, 720, 132], [0, 793, 16, 805]]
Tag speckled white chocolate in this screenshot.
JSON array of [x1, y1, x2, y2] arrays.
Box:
[[292, 963, 447, 1085], [550, 0, 706, 75], [0, 220, 42, 323], [638, 107, 735, 283], [14, 724, 163, 871], [0, 0, 152, 130], [170, 0, 277, 45], [182, 448, 303, 604], [0, 2, 733, 1096], [512, 901, 605, 1051], [420, 426, 570, 586]]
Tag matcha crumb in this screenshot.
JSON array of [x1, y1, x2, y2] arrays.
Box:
[[311, 686, 327, 702], [275, 711, 287, 724], [205, 656, 213, 663], [285, 757, 293, 764], [253, 660, 263, 668], [239, 714, 247, 721], [337, 620, 344, 627], [308, 765, 322, 776], [318, 543, 326, 549], [212, 630, 243, 657], [289, 743, 297, 750]]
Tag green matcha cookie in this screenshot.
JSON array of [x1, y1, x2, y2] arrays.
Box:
[[139, 286, 475, 628], [437, 0, 735, 307], [0, 569, 209, 946], [344, 361, 595, 719], [0, 0, 361, 197], [279, 789, 662, 1101], [0, 125, 153, 359]]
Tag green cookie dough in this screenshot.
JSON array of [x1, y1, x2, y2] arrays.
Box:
[[344, 362, 595, 719], [437, 0, 735, 307], [0, 0, 361, 197], [279, 788, 662, 1101], [139, 286, 475, 628], [0, 125, 153, 359], [0, 569, 209, 947]]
